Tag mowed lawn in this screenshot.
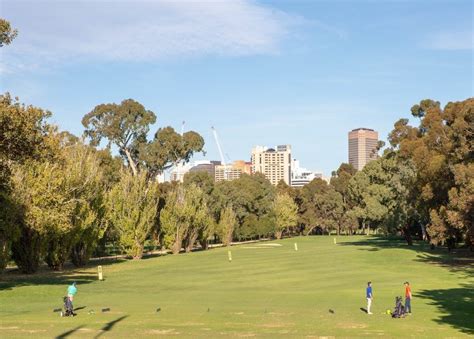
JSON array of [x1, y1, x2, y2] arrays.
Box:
[[0, 236, 473, 338]]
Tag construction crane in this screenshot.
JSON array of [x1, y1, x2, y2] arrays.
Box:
[[211, 126, 229, 180]]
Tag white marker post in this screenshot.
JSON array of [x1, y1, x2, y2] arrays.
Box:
[[228, 250, 232, 262], [98, 265, 103, 281], [294, 243, 298, 251], [334, 237, 337, 245]]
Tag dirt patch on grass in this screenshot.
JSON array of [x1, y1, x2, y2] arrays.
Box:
[[241, 246, 274, 249], [14, 329, 47, 334], [261, 322, 294, 328], [78, 328, 95, 333], [147, 329, 181, 335], [268, 312, 294, 316], [338, 322, 367, 329]]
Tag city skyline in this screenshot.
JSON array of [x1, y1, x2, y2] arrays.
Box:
[[1, 0, 472, 175]]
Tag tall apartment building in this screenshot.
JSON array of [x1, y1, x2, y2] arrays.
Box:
[[215, 160, 252, 182], [251, 145, 292, 185], [348, 128, 379, 171]]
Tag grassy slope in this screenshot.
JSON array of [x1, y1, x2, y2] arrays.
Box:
[[0, 236, 472, 338]]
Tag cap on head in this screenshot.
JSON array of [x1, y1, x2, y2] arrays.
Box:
[[368, 281, 372, 285], [404, 281, 409, 285]]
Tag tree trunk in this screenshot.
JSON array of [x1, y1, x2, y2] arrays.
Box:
[[0, 236, 10, 271], [275, 231, 283, 239], [132, 240, 144, 259], [71, 241, 91, 267], [305, 225, 315, 236], [185, 231, 199, 253], [199, 239, 209, 250], [402, 226, 413, 246], [124, 149, 138, 176], [420, 224, 428, 241], [172, 238, 182, 254]]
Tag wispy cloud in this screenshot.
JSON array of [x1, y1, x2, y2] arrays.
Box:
[[425, 30, 473, 51], [1, 0, 304, 72]]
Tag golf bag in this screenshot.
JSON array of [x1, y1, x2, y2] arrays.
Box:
[[392, 296, 405, 318], [62, 296, 76, 317]]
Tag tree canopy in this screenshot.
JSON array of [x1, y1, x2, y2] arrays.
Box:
[[0, 18, 17, 47]]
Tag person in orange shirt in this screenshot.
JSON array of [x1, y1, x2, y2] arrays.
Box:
[[404, 281, 412, 314]]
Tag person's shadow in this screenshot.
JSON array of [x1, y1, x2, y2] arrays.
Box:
[[360, 307, 368, 313]]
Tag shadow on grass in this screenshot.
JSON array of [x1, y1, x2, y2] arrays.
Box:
[[339, 236, 474, 276], [418, 285, 474, 335], [94, 315, 129, 338], [0, 270, 98, 291], [55, 325, 84, 338], [0, 258, 127, 291]]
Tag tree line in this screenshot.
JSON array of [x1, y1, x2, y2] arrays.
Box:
[[1, 94, 472, 274]]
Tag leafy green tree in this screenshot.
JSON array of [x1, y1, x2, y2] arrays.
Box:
[[160, 186, 188, 254], [213, 173, 275, 240], [216, 205, 237, 246], [388, 98, 474, 247], [106, 170, 159, 259], [299, 178, 330, 234], [82, 99, 156, 176], [341, 210, 359, 235], [184, 171, 214, 196], [347, 161, 392, 235], [330, 163, 356, 206], [0, 19, 17, 47], [160, 184, 211, 254], [140, 128, 205, 176], [181, 184, 213, 252], [95, 148, 123, 189], [314, 188, 344, 235], [273, 192, 298, 239], [11, 159, 74, 272], [444, 163, 474, 250], [0, 192, 20, 270], [65, 144, 107, 267], [0, 93, 52, 163], [0, 94, 52, 271], [8, 139, 106, 271]]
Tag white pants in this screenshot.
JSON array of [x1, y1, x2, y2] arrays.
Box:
[[367, 298, 372, 313]]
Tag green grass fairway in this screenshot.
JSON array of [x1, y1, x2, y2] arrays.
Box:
[[1, 236, 473, 338]]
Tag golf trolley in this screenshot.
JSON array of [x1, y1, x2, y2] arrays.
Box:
[[61, 296, 76, 317], [392, 296, 406, 318]]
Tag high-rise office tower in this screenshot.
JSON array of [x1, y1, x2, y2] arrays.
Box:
[[251, 145, 292, 185], [348, 128, 379, 171]]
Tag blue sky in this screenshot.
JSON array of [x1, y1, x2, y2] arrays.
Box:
[[1, 0, 472, 176]]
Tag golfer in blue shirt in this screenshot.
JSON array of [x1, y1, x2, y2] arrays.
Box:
[[366, 282, 373, 314]]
